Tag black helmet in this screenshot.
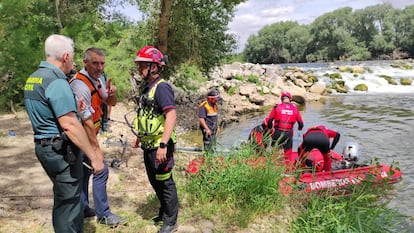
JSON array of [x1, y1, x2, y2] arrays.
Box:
[[207, 89, 220, 97], [207, 89, 221, 102]]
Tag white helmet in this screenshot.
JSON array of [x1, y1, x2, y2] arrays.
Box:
[[342, 142, 360, 162]]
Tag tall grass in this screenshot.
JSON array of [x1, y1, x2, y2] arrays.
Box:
[[179, 142, 407, 232], [289, 172, 407, 233], [183, 143, 287, 228]]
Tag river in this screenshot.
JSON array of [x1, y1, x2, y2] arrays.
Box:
[[217, 61, 414, 230]]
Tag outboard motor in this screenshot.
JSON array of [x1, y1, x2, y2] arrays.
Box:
[[342, 142, 360, 163]]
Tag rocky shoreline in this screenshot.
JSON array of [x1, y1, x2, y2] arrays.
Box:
[[173, 62, 328, 132]]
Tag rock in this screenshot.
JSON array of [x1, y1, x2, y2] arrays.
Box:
[[400, 78, 412, 85], [354, 83, 368, 91], [249, 94, 266, 105], [309, 82, 326, 94], [173, 62, 325, 131]]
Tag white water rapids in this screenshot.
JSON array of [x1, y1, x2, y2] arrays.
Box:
[[218, 60, 414, 230]]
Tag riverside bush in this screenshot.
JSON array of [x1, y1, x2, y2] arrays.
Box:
[[290, 187, 406, 233], [184, 143, 287, 227], [289, 160, 406, 233], [180, 142, 406, 232]]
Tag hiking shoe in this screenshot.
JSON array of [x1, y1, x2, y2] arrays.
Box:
[[84, 208, 96, 218], [151, 215, 163, 225], [97, 213, 128, 226], [158, 223, 178, 233]]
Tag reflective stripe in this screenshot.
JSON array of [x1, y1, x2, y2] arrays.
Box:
[[156, 171, 171, 181], [94, 120, 101, 129]]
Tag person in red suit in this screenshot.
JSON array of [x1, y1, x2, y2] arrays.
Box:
[[263, 91, 304, 166], [298, 125, 341, 172]]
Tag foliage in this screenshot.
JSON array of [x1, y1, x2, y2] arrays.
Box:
[[0, 0, 247, 111], [172, 62, 207, 91], [228, 85, 238, 96], [0, 0, 150, 112], [244, 4, 414, 63], [136, 0, 246, 73], [290, 181, 406, 233], [184, 143, 287, 227], [246, 75, 260, 84], [244, 21, 308, 64]]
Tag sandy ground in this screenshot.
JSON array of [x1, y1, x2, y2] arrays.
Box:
[[0, 103, 198, 233]]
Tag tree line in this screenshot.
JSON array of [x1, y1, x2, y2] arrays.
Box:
[[0, 0, 245, 112], [1, 1, 413, 112], [244, 4, 414, 64]]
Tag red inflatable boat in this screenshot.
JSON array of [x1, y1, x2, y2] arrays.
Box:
[[185, 147, 403, 196]]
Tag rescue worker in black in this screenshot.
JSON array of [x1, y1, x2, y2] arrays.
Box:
[[132, 45, 178, 233], [198, 90, 221, 152]]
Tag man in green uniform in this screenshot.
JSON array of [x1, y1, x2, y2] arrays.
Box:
[[24, 34, 104, 233]]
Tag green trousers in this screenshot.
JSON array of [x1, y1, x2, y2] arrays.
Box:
[[35, 143, 84, 233]]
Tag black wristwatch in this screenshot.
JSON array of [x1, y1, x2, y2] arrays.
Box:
[[159, 142, 168, 148]]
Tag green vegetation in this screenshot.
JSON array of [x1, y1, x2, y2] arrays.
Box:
[[1, 1, 413, 112], [0, 0, 245, 112], [178, 142, 406, 232], [246, 75, 260, 84], [244, 4, 414, 64], [290, 190, 406, 233], [184, 145, 286, 228], [173, 63, 208, 91], [228, 85, 238, 96]]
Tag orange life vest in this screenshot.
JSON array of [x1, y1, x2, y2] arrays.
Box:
[[73, 73, 103, 134], [199, 100, 217, 117]]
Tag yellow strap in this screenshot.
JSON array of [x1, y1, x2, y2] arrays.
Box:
[[156, 171, 171, 181]]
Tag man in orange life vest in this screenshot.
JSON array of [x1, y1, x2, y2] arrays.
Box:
[[263, 91, 304, 163], [298, 125, 341, 172], [198, 90, 221, 152], [70, 47, 127, 226]]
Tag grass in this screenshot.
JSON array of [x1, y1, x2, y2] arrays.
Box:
[[180, 143, 289, 231], [289, 185, 407, 233], [76, 142, 407, 232], [179, 142, 407, 232]]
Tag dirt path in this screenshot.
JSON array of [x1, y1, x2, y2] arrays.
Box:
[[0, 103, 198, 233]]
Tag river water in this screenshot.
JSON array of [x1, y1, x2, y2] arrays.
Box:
[[217, 61, 414, 229], [218, 94, 414, 230]]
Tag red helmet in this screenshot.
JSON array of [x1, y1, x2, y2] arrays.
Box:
[[281, 91, 292, 100], [134, 46, 166, 66]]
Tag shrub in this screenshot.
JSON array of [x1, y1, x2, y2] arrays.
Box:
[[184, 144, 286, 227], [173, 63, 208, 91], [247, 75, 260, 84]]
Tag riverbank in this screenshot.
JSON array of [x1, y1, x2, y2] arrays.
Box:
[[0, 102, 204, 233]]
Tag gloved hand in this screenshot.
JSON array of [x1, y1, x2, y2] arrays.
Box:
[[267, 119, 274, 128]]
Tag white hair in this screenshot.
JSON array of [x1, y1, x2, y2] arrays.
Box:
[[45, 34, 74, 60]]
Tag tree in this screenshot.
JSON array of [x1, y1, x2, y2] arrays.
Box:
[[0, 0, 146, 111], [158, 0, 173, 54], [352, 4, 395, 58], [308, 7, 354, 61], [393, 5, 414, 56], [243, 21, 310, 64], [135, 0, 246, 73]]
